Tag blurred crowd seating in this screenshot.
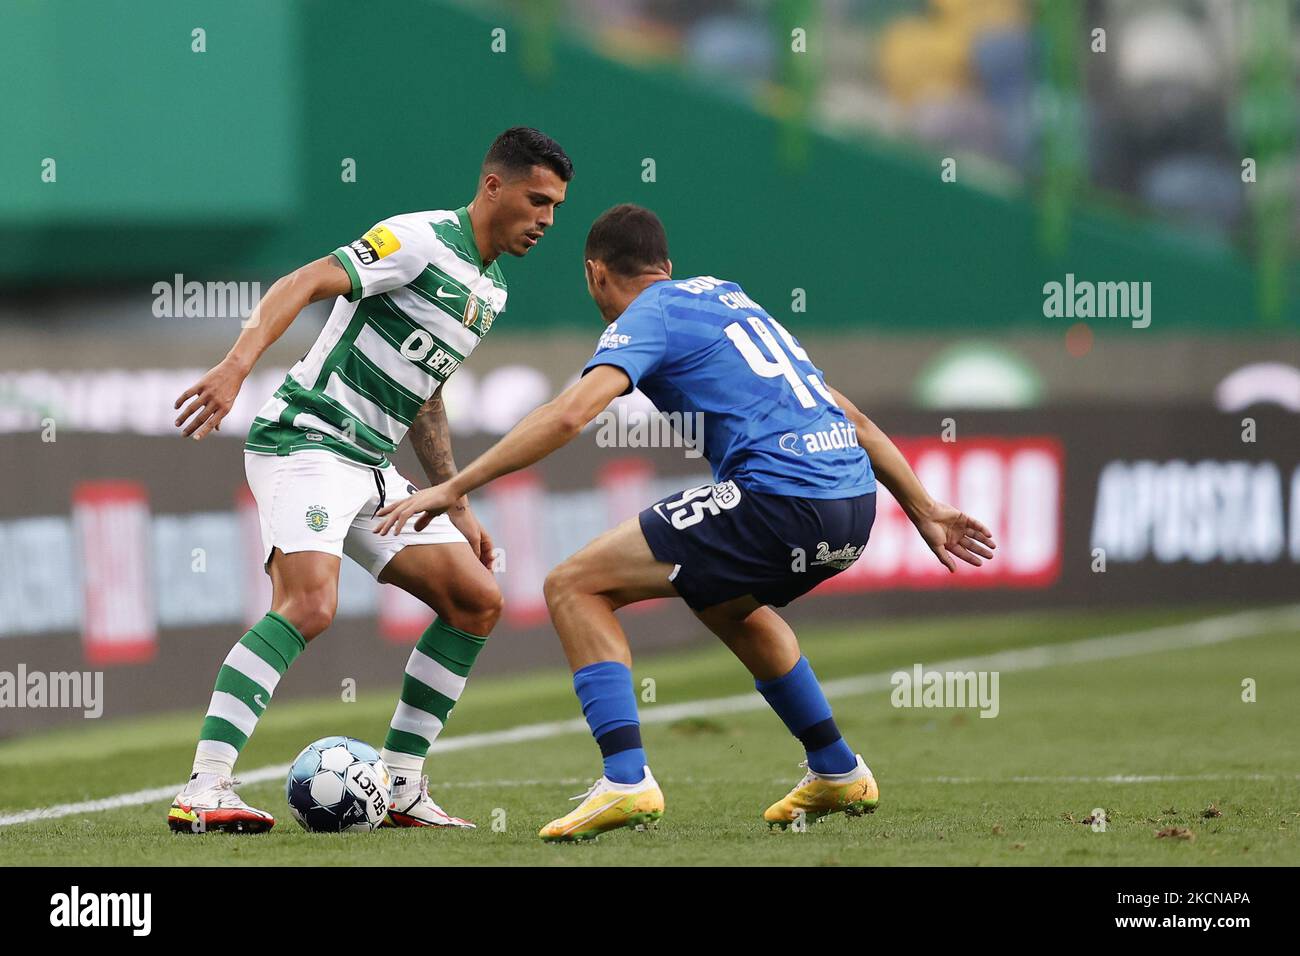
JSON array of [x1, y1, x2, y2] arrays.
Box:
[[525, 0, 1293, 247]]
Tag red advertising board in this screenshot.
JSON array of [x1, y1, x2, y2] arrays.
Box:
[[73, 480, 157, 664], [819, 437, 1063, 592]]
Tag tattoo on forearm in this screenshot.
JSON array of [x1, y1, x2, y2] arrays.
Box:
[[410, 391, 464, 510]]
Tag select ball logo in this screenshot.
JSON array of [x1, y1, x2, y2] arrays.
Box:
[[305, 506, 329, 532], [351, 763, 389, 820]]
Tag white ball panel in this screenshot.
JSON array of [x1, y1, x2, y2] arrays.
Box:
[[310, 770, 345, 807], [318, 745, 355, 773]]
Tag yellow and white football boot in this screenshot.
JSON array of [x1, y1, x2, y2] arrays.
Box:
[[539, 767, 664, 843], [764, 754, 879, 829]]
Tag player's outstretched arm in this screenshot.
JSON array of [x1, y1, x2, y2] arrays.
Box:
[[173, 256, 352, 439], [375, 365, 631, 536], [829, 385, 996, 572]]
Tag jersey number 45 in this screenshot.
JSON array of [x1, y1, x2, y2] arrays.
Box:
[[724, 316, 836, 410]]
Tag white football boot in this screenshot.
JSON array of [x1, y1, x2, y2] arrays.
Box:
[[167, 773, 275, 833], [383, 774, 475, 829]]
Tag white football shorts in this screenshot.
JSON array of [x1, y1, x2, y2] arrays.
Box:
[[244, 450, 467, 579]]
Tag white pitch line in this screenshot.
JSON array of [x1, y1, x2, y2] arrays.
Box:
[[909, 773, 1300, 785], [2, 604, 1296, 828]]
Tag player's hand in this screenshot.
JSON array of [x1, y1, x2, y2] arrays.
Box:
[[174, 357, 247, 440], [373, 483, 459, 537], [447, 502, 497, 570], [910, 500, 996, 572]]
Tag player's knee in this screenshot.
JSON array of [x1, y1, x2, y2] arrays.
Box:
[[443, 578, 503, 637], [543, 560, 586, 612], [466, 581, 504, 636], [275, 588, 337, 641]]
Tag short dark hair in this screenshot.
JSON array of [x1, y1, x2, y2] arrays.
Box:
[[584, 204, 670, 276], [483, 127, 574, 182]]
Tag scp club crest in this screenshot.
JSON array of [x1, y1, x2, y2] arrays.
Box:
[[462, 294, 496, 333]]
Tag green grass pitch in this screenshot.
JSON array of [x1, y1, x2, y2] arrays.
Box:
[[1, 604, 1297, 866]]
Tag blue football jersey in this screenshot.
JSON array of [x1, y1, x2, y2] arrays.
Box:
[[581, 276, 875, 499]]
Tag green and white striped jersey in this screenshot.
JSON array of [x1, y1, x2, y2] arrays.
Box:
[[246, 207, 506, 467]]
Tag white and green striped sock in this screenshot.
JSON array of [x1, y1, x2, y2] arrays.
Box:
[[192, 612, 306, 776], [380, 618, 488, 779]]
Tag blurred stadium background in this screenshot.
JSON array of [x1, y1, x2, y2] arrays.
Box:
[[2, 0, 1298, 736]]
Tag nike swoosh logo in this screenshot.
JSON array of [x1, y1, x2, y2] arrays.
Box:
[[253, 694, 266, 709], [561, 792, 650, 835], [436, 286, 458, 299]]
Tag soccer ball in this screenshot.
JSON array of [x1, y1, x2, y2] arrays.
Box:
[[285, 736, 391, 832]]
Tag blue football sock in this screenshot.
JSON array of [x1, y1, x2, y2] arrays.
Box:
[[756, 656, 857, 775], [573, 661, 647, 784]]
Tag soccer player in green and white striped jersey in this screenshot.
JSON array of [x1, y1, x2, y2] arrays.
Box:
[[167, 128, 572, 833]]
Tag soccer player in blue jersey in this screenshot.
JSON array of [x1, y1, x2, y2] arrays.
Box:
[[375, 204, 996, 841]]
